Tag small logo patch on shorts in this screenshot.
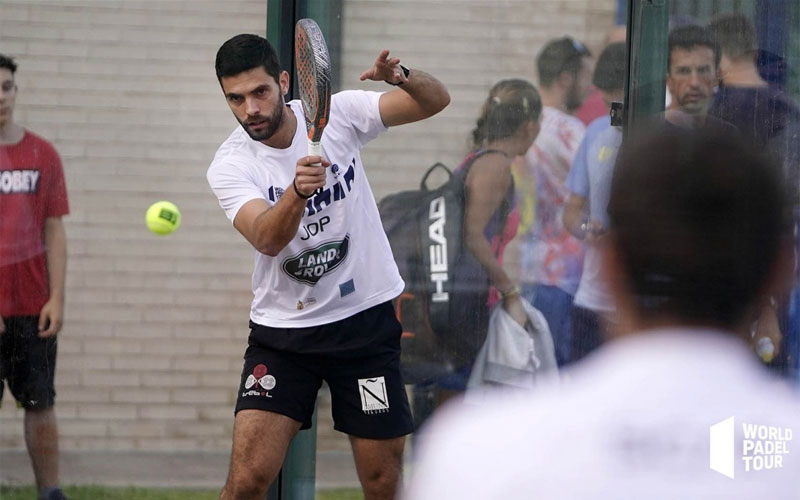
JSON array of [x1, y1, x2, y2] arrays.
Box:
[[242, 363, 276, 398], [358, 376, 389, 414]]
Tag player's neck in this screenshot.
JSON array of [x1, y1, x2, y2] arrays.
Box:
[[261, 104, 297, 149], [0, 120, 24, 145]]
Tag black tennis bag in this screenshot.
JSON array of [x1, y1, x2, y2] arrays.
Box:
[[378, 162, 470, 384]]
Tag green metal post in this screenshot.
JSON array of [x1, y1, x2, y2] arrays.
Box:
[[264, 2, 321, 499], [265, 410, 318, 500], [624, 0, 670, 132]]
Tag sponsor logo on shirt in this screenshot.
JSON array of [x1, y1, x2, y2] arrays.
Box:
[[358, 376, 389, 414], [0, 169, 40, 194], [339, 278, 355, 297], [266, 158, 356, 217], [282, 235, 350, 286], [710, 417, 793, 478], [241, 363, 276, 398], [300, 215, 331, 241]]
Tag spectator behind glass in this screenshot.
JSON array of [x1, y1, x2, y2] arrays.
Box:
[[404, 127, 799, 500], [575, 25, 626, 126], [708, 13, 800, 149], [665, 24, 740, 140], [0, 54, 71, 500], [412, 79, 542, 428], [512, 37, 592, 367], [708, 12, 800, 376], [665, 25, 720, 127], [562, 42, 627, 363]]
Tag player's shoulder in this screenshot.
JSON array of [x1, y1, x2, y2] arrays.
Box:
[[563, 111, 587, 134], [586, 115, 611, 135], [331, 89, 370, 103], [209, 128, 256, 170], [22, 129, 60, 156], [331, 89, 381, 111], [544, 106, 586, 130]]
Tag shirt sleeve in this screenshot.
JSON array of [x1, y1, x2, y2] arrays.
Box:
[[334, 90, 387, 147], [44, 142, 70, 218], [566, 128, 592, 198], [206, 158, 266, 224]]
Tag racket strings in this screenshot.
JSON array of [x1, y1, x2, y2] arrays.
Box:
[[295, 20, 332, 143]]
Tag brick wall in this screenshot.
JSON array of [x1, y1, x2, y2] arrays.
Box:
[[0, 0, 614, 451], [0, 0, 265, 451]]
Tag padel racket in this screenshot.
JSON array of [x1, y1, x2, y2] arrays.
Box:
[[295, 18, 332, 185]]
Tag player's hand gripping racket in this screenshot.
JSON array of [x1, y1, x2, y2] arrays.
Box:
[[295, 19, 332, 195]]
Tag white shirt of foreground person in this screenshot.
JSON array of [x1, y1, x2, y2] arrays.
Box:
[[404, 328, 800, 499]]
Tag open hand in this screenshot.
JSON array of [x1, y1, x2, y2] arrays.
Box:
[[359, 50, 408, 85]]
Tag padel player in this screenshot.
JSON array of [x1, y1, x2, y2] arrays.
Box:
[[207, 34, 449, 500]]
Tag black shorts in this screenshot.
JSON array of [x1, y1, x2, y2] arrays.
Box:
[[235, 301, 414, 439], [0, 316, 57, 410]]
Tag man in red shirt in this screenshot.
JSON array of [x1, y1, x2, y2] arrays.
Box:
[[0, 53, 70, 500]]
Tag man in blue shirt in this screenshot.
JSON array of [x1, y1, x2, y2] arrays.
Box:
[[563, 42, 626, 362]]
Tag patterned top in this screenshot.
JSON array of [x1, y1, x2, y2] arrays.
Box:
[[514, 106, 585, 294]]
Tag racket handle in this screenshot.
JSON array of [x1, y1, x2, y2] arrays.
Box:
[[308, 140, 323, 195], [308, 140, 322, 165]]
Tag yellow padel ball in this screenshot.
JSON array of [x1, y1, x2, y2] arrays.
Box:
[[145, 200, 181, 235]]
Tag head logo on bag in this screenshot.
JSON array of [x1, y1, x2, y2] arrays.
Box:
[[428, 195, 449, 303], [379, 151, 507, 383]]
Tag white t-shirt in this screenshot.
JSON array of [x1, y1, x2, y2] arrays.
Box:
[[404, 329, 800, 499], [207, 90, 404, 328]]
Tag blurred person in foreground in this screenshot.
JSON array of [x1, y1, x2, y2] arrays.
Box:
[[0, 54, 70, 500], [562, 42, 627, 362], [412, 79, 542, 424], [513, 37, 593, 367], [207, 34, 449, 500], [404, 127, 799, 499]]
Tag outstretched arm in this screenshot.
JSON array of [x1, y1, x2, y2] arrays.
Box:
[[360, 50, 450, 127]]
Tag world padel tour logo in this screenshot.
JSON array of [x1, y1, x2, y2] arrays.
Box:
[[710, 417, 793, 478], [282, 235, 350, 286]]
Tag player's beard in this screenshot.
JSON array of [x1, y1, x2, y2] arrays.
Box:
[[240, 97, 286, 142]]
